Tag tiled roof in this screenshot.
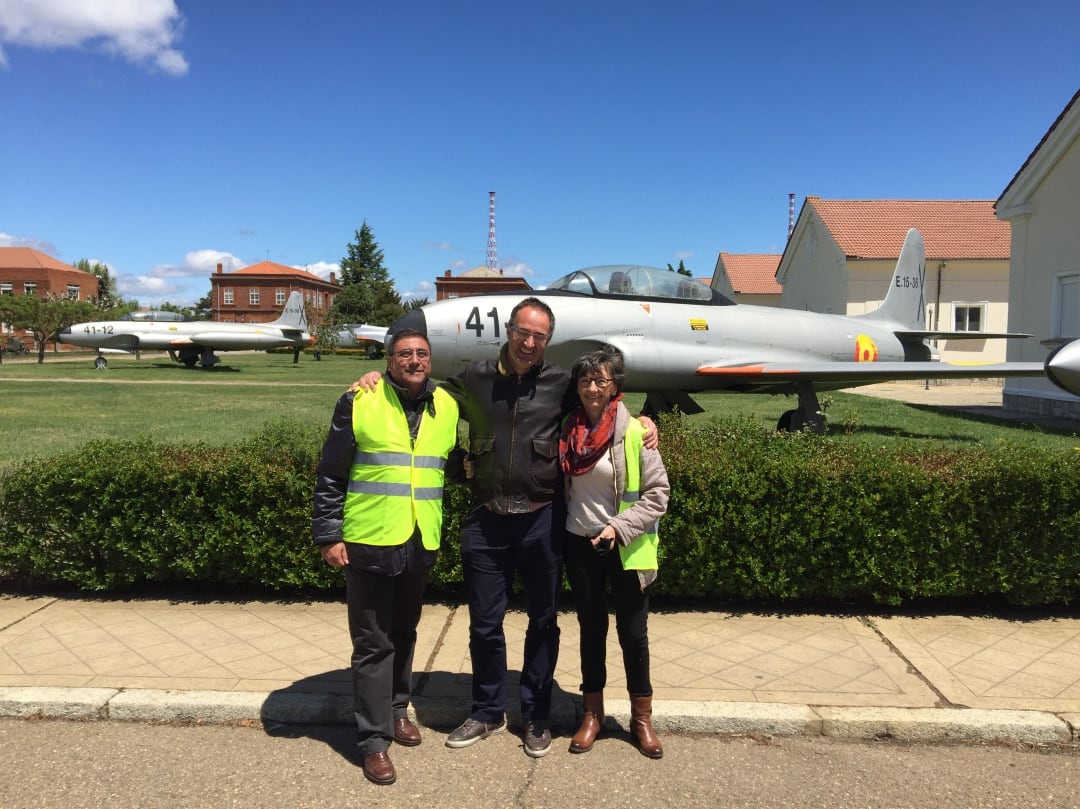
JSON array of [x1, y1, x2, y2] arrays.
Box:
[[459, 266, 504, 278], [0, 247, 86, 273], [231, 261, 325, 282], [807, 198, 1010, 260], [719, 253, 782, 294]]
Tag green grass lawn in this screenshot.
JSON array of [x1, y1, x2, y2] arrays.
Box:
[[2, 349, 1078, 471]]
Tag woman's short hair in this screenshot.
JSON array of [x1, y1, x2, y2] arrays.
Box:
[[570, 344, 626, 392]]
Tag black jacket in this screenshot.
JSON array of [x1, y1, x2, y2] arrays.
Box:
[[444, 347, 574, 514]]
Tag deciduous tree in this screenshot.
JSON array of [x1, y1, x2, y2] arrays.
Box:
[[0, 293, 96, 364]]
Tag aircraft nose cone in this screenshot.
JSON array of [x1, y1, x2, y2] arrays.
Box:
[[388, 308, 426, 342], [1045, 338, 1080, 398]]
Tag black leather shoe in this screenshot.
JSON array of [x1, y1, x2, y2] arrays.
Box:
[[362, 751, 396, 785], [393, 717, 422, 746]]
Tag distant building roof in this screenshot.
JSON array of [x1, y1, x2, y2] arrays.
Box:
[[0, 247, 89, 274], [718, 254, 782, 294], [229, 260, 327, 283], [807, 198, 1010, 260], [459, 265, 505, 279]]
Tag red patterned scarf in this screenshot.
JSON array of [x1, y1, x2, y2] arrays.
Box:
[[559, 395, 623, 476]]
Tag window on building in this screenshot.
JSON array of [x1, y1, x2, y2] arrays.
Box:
[[250, 289, 260, 306], [448, 292, 459, 299], [1055, 272, 1079, 340], [23, 282, 37, 297], [0, 283, 12, 295], [66, 285, 80, 300], [953, 303, 984, 332], [223, 288, 234, 305], [276, 289, 286, 306]]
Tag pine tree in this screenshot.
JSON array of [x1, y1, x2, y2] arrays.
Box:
[[339, 221, 386, 287], [332, 221, 403, 326]]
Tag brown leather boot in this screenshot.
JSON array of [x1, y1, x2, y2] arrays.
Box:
[[630, 695, 663, 759], [569, 691, 605, 753]]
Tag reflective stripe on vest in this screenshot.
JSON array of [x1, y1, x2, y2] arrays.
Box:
[[343, 379, 459, 550], [617, 418, 660, 571]]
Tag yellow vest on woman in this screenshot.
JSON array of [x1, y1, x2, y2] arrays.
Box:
[[618, 418, 660, 570], [343, 379, 458, 549]]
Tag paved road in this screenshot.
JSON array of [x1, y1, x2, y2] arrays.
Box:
[[1, 718, 1077, 809]]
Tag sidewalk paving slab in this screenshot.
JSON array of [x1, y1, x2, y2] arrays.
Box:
[[1, 595, 1078, 746]]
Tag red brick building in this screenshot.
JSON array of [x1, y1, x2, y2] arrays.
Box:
[[210, 261, 340, 323], [435, 266, 531, 300], [0, 247, 100, 346]]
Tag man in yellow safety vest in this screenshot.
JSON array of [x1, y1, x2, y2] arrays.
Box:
[[313, 328, 459, 786]]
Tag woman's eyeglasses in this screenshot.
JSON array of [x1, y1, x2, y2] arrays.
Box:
[[577, 377, 613, 389]]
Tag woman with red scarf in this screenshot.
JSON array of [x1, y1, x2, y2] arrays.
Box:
[[558, 345, 670, 759]]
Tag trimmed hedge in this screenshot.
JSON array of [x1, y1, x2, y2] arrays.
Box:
[[1, 418, 1077, 605]]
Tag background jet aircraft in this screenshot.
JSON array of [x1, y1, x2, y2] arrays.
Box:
[[389, 229, 1080, 431], [331, 324, 387, 357], [60, 291, 311, 369]]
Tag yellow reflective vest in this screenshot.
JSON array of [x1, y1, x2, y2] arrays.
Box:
[[343, 379, 459, 550], [617, 418, 660, 571]]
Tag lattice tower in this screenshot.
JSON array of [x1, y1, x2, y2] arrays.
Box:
[[487, 191, 498, 270]]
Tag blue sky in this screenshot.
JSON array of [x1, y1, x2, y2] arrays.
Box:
[[2, 0, 1078, 309]]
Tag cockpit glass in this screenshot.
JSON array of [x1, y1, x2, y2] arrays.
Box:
[[119, 311, 194, 322], [548, 265, 726, 304]]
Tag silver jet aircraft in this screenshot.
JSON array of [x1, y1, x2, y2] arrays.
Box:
[[388, 229, 1080, 430], [59, 290, 312, 369]]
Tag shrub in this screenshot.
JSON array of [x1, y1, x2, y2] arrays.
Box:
[[1, 417, 1078, 605]]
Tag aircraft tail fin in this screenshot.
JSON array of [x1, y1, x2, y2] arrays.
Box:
[[856, 228, 926, 331], [269, 291, 308, 330]]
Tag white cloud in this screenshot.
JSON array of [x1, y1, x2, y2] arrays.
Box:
[[115, 248, 242, 304], [423, 241, 454, 251], [0, 0, 188, 75], [303, 260, 341, 281], [500, 257, 534, 278], [674, 250, 694, 260], [0, 231, 58, 254]]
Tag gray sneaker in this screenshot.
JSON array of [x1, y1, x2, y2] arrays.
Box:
[[445, 716, 507, 748], [523, 720, 552, 758]]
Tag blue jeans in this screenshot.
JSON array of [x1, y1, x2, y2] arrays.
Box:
[[461, 504, 564, 723]]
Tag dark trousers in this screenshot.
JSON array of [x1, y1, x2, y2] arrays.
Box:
[[460, 504, 563, 724], [564, 531, 652, 696], [345, 558, 431, 755]]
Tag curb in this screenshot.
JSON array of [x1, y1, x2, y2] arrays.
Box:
[[1, 687, 1076, 745]]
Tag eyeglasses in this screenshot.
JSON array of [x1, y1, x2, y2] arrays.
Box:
[[577, 377, 613, 390], [508, 325, 551, 345], [390, 348, 430, 360]]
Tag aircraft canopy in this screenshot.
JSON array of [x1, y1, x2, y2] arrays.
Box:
[[548, 265, 734, 305]]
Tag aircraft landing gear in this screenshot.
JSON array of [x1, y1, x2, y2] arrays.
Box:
[[176, 347, 220, 368], [776, 383, 826, 434], [94, 355, 107, 370]]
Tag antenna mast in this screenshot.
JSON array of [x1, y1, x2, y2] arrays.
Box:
[[487, 191, 498, 271]]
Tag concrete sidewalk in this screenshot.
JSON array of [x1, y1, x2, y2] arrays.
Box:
[[1, 594, 1077, 746]]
